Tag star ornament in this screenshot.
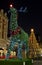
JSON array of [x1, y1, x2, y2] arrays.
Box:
[[10, 4, 13, 8], [31, 28, 34, 32]]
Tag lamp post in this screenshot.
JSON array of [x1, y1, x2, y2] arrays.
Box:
[[23, 62, 25, 65]]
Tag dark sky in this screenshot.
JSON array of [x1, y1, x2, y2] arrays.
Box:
[[0, 0, 42, 42]]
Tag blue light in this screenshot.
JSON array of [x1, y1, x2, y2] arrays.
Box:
[[23, 7, 27, 12], [18, 6, 27, 13]]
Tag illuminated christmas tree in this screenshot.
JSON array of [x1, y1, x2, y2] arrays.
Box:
[[29, 29, 40, 58], [6, 4, 29, 59]]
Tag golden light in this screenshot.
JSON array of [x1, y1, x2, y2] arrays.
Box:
[[31, 29, 34, 32], [13, 51, 16, 56], [0, 50, 3, 53], [40, 48, 42, 56], [4, 49, 7, 55], [10, 51, 13, 56], [40, 49, 42, 53], [0, 50, 3, 56]]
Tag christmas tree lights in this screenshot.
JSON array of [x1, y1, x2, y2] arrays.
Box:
[[6, 4, 29, 59]]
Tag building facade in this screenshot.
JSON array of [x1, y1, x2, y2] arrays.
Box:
[[0, 9, 10, 49]]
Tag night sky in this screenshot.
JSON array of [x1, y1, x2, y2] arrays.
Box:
[[0, 0, 42, 42]]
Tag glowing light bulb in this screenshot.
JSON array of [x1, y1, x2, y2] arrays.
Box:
[[10, 4, 13, 8], [31, 29, 34, 32]]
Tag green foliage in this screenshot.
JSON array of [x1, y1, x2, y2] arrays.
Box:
[[20, 29, 28, 44], [8, 7, 29, 59], [0, 59, 32, 65], [10, 7, 18, 30]]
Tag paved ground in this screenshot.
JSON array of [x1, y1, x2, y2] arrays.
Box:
[[33, 60, 42, 65]]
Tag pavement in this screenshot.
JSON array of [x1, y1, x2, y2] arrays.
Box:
[[33, 60, 42, 65]]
